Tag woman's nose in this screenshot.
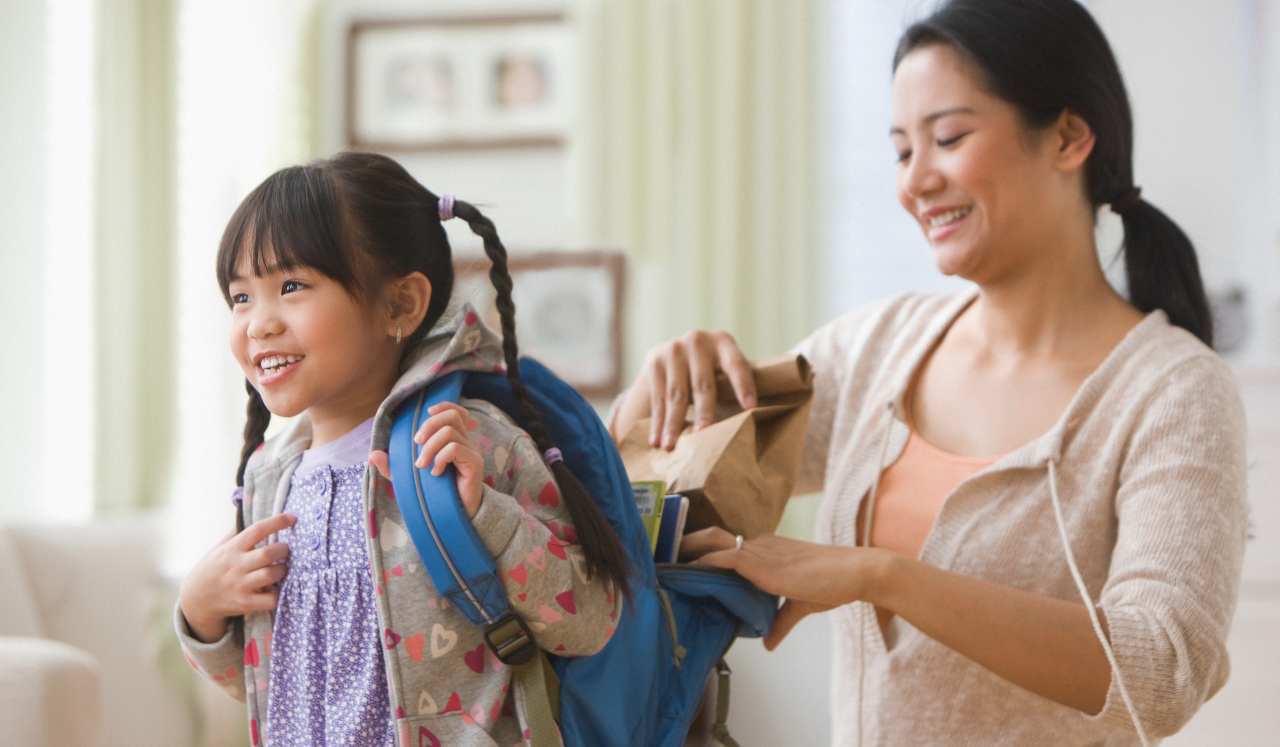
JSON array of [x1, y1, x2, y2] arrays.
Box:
[[902, 150, 945, 200]]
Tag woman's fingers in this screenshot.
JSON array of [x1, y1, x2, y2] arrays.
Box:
[[661, 344, 691, 450], [715, 334, 757, 410], [647, 358, 668, 447], [678, 527, 738, 561], [764, 598, 824, 651], [687, 332, 722, 431]]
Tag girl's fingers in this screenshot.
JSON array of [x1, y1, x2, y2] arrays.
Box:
[[368, 450, 391, 479], [246, 541, 290, 570], [244, 563, 288, 591], [414, 404, 471, 445], [415, 425, 478, 470], [245, 587, 281, 613], [236, 513, 296, 550], [429, 441, 481, 477]]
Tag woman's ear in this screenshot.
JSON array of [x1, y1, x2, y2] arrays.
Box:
[[1053, 109, 1096, 173], [386, 272, 432, 339]]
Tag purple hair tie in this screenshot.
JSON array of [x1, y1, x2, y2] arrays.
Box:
[[543, 448, 564, 467], [438, 194, 456, 222], [232, 487, 244, 507]]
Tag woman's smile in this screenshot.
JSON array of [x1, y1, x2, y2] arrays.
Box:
[[922, 204, 973, 242]]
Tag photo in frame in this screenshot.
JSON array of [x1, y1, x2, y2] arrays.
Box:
[[346, 15, 572, 151], [453, 251, 625, 399]]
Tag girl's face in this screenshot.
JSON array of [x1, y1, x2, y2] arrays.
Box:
[[890, 44, 1091, 283], [227, 252, 400, 423]]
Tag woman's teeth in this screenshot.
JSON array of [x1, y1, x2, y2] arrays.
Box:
[[260, 355, 302, 373], [928, 207, 971, 228]]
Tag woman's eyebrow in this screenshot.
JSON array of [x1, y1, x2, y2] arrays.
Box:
[[889, 106, 977, 135]]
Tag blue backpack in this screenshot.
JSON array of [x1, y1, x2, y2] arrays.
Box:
[[387, 360, 779, 747]]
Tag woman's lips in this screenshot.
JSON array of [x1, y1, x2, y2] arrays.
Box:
[[926, 207, 971, 242]]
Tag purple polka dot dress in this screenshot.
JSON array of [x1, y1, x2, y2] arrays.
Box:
[[268, 418, 393, 747]]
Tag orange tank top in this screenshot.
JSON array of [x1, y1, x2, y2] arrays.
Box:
[[860, 407, 1004, 637]]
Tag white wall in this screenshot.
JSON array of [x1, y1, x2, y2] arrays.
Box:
[[0, 0, 47, 523]]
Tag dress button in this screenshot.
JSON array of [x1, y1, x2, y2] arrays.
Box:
[[309, 535, 322, 550], [312, 507, 325, 522]]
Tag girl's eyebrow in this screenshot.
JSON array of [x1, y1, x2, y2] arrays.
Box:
[[889, 106, 977, 135]]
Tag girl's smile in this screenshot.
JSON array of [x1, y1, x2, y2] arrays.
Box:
[[253, 351, 306, 385]]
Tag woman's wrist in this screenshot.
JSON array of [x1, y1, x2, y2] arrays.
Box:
[[852, 547, 910, 610]]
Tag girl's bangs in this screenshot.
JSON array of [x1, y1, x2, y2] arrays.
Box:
[[215, 165, 359, 302]]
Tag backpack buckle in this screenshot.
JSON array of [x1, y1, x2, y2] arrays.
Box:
[[484, 613, 538, 666]]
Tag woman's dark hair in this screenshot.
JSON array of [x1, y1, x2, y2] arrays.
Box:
[[895, 0, 1213, 346], [216, 151, 631, 597]]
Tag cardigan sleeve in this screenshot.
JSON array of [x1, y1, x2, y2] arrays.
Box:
[[1088, 354, 1248, 737], [173, 601, 248, 703]]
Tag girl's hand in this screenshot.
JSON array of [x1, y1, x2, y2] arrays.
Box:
[[178, 513, 296, 643], [690, 527, 886, 650], [412, 402, 486, 518]]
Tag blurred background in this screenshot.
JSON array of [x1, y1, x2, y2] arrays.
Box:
[[1, 0, 1277, 745]]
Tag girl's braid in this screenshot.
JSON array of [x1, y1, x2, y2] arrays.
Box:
[[454, 199, 632, 599], [236, 379, 272, 488]]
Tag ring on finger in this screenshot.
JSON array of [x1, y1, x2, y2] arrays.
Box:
[[734, 535, 744, 551]]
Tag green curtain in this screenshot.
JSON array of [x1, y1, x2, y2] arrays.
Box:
[[577, 0, 816, 372], [94, 0, 176, 511]]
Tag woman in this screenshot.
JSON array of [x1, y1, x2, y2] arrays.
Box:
[[610, 1, 1247, 745]]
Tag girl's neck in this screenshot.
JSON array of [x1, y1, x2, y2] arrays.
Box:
[[307, 368, 398, 448]]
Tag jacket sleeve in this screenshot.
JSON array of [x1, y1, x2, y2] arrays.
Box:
[[463, 400, 624, 656], [173, 601, 248, 702], [1088, 354, 1248, 737]]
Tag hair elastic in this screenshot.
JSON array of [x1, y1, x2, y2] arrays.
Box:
[[438, 194, 456, 222], [1110, 186, 1142, 215], [542, 448, 564, 467]]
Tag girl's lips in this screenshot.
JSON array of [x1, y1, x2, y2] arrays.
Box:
[[927, 210, 970, 242], [258, 359, 302, 386]]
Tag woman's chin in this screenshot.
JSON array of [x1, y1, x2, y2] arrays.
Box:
[[930, 244, 980, 279]]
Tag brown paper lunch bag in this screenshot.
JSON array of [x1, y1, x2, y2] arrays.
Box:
[[618, 354, 814, 539]]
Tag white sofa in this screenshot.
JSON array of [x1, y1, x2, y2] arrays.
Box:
[[0, 512, 245, 747]]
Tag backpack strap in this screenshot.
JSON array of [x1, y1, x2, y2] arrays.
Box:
[[388, 370, 561, 747]]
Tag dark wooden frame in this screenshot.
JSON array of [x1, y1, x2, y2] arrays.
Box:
[[346, 14, 568, 152], [454, 251, 626, 399]]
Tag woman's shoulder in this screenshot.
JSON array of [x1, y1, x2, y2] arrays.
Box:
[[792, 290, 975, 377]]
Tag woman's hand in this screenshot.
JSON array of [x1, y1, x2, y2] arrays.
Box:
[[611, 331, 757, 449], [685, 527, 888, 650], [179, 513, 296, 643], [411, 402, 486, 518]]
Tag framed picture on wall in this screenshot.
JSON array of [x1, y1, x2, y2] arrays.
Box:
[[347, 14, 572, 151], [453, 251, 625, 399]]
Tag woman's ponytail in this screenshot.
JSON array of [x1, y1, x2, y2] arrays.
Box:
[[452, 198, 633, 600], [236, 380, 272, 488], [1117, 195, 1214, 347]]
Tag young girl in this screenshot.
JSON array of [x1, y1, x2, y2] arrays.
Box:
[[176, 152, 628, 747]]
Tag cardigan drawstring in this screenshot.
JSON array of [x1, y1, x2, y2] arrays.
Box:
[[1047, 458, 1151, 746]]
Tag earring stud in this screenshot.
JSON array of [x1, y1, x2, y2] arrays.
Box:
[[396, 326, 402, 344]]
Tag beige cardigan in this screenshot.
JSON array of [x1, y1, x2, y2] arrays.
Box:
[[792, 291, 1248, 747]]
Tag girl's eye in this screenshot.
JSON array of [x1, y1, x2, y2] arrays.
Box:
[[937, 132, 969, 147], [282, 280, 304, 294], [231, 293, 250, 305]]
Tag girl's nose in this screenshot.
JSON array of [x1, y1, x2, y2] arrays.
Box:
[[246, 306, 285, 340]]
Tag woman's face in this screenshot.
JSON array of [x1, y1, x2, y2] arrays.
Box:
[[891, 44, 1086, 282]]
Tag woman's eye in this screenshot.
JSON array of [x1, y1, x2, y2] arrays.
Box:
[[937, 133, 969, 147], [896, 150, 912, 164], [282, 280, 304, 294]]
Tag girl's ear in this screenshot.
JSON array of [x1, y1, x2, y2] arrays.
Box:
[[386, 272, 432, 339]]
